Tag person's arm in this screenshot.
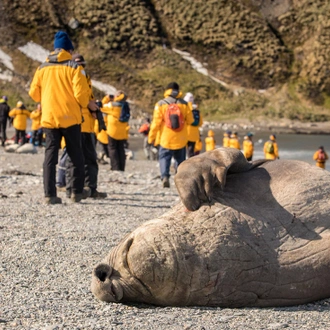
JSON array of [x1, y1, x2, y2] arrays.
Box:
[[147, 103, 162, 145], [72, 67, 90, 109], [29, 69, 41, 103]]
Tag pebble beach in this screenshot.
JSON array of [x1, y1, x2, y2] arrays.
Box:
[[1, 147, 330, 330]]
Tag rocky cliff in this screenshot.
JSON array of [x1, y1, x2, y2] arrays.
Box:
[[1, 0, 330, 122]]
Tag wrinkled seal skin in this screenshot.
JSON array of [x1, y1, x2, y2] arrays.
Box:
[[91, 148, 330, 307]]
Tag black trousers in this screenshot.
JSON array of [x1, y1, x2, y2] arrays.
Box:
[[67, 132, 99, 193], [187, 141, 196, 158], [15, 129, 26, 145], [0, 120, 7, 145], [43, 125, 84, 197], [108, 136, 126, 171], [82, 132, 98, 191], [32, 129, 43, 146]]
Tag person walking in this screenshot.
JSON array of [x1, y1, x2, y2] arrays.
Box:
[[313, 146, 328, 169], [184, 94, 203, 158], [148, 82, 193, 188], [243, 132, 254, 161], [138, 118, 152, 160], [68, 53, 107, 199], [29, 30, 95, 204], [30, 103, 43, 147], [263, 134, 279, 160], [101, 90, 130, 171], [0, 96, 10, 147], [9, 101, 30, 145], [205, 129, 216, 151]]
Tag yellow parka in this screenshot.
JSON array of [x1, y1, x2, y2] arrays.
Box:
[[313, 150, 328, 169], [243, 139, 254, 159], [223, 133, 230, 147], [81, 74, 95, 133], [29, 49, 90, 129], [187, 105, 203, 142], [194, 138, 203, 153], [263, 140, 279, 160], [101, 92, 129, 140], [9, 107, 30, 130], [205, 130, 216, 151], [30, 107, 42, 131], [94, 114, 109, 145], [148, 89, 194, 150], [229, 136, 240, 150]]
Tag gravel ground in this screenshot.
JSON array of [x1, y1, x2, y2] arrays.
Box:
[[1, 147, 330, 330]]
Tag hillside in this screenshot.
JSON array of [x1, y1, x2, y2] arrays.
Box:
[[1, 0, 330, 122]]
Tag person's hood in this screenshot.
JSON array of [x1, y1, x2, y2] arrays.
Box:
[[163, 88, 183, 99], [46, 49, 72, 63]]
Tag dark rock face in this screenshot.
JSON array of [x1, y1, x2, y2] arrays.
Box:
[[91, 149, 330, 307]]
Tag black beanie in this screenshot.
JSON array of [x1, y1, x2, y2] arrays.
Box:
[[166, 82, 179, 90], [54, 31, 74, 51]]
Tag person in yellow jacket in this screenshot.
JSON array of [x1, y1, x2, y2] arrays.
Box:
[[222, 130, 231, 147], [243, 132, 254, 161], [30, 103, 43, 147], [313, 146, 328, 169], [9, 101, 30, 145], [94, 101, 109, 164], [70, 54, 107, 199], [148, 82, 194, 188], [263, 134, 279, 160], [184, 96, 203, 158], [205, 129, 216, 151], [101, 90, 130, 171], [229, 132, 240, 150], [29, 31, 97, 204]]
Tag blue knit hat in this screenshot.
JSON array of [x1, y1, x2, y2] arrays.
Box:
[[54, 31, 74, 51]]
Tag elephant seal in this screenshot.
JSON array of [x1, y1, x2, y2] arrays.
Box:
[[91, 148, 330, 307]]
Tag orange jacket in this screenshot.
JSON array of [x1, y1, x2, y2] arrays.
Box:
[[29, 49, 90, 129]]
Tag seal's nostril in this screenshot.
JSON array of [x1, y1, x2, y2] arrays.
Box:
[[96, 270, 107, 282], [94, 264, 112, 282]]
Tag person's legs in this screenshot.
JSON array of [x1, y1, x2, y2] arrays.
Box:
[[43, 128, 61, 197], [187, 141, 195, 158], [158, 146, 173, 181], [62, 125, 85, 195], [173, 147, 187, 172], [117, 139, 126, 171], [14, 129, 19, 144], [38, 129, 43, 147], [57, 148, 68, 188], [0, 120, 7, 146], [82, 132, 99, 191], [108, 136, 121, 171]]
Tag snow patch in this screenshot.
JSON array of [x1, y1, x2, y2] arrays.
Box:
[[18, 42, 50, 63], [0, 49, 14, 71], [172, 48, 228, 88], [17, 42, 117, 95], [0, 70, 13, 82]]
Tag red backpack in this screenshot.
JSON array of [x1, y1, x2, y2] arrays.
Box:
[[164, 102, 184, 132], [318, 151, 326, 161]]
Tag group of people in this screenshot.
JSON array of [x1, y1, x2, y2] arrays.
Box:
[[2, 30, 329, 203], [0, 98, 43, 147]]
